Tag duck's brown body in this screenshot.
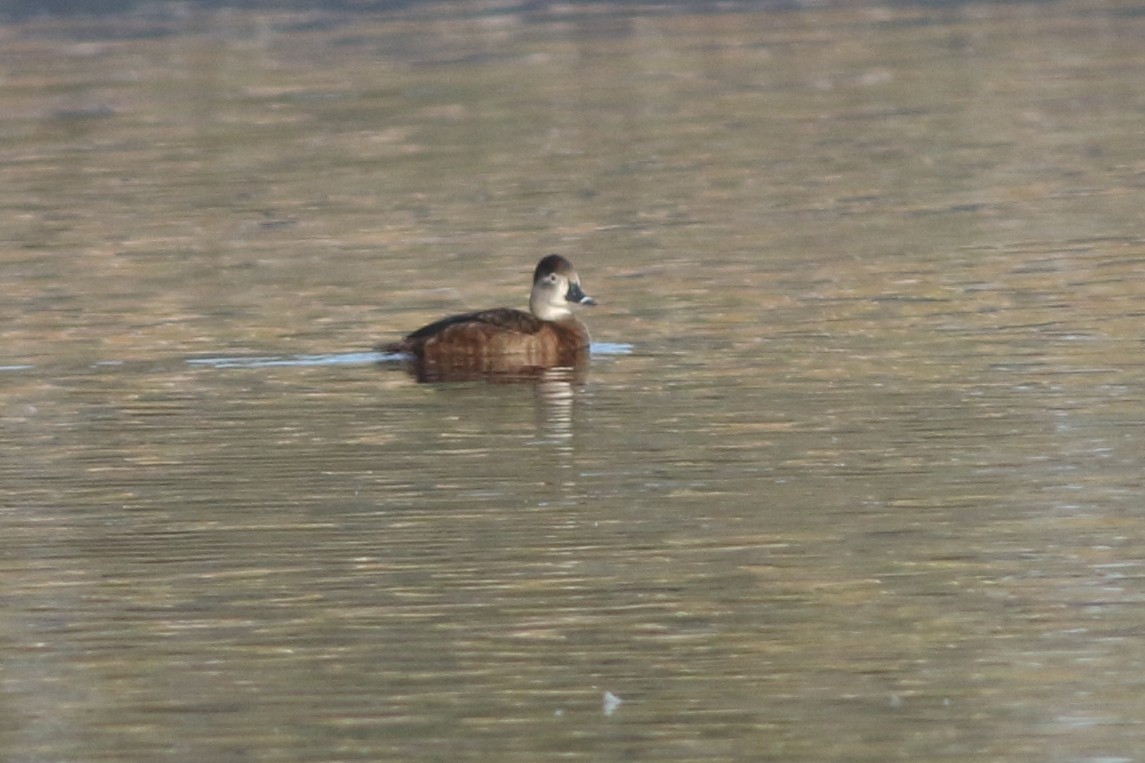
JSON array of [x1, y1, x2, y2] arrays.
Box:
[[382, 308, 591, 366], [379, 254, 596, 381]]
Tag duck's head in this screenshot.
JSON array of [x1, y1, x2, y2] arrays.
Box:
[[529, 254, 596, 321]]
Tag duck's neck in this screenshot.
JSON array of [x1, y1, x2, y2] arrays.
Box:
[[530, 295, 573, 322]]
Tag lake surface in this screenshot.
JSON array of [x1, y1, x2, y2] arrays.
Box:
[[3, 1, 1145, 760]]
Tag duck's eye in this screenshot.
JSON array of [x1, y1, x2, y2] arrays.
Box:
[[544, 273, 559, 284]]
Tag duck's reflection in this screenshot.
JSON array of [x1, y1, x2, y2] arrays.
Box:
[[381, 352, 589, 472], [534, 367, 580, 449], [395, 349, 589, 385]]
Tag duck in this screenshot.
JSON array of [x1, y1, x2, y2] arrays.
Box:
[[379, 254, 597, 373]]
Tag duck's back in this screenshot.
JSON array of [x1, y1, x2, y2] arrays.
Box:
[[382, 307, 589, 365]]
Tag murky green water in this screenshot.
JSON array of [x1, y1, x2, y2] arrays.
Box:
[[3, 1, 1145, 760]]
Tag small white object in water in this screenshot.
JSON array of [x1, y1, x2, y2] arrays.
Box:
[[602, 691, 622, 716]]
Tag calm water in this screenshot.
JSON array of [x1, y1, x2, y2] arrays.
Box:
[[3, 1, 1145, 760]]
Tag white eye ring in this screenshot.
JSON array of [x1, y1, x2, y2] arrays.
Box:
[[544, 273, 559, 284]]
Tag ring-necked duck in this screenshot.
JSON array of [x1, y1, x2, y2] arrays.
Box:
[[379, 254, 597, 370]]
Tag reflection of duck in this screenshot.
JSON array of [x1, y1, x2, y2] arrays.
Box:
[[379, 254, 596, 381]]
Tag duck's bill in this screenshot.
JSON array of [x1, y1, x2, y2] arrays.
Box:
[[566, 283, 597, 305]]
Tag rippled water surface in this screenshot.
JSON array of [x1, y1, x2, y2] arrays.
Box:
[[3, 1, 1145, 760]]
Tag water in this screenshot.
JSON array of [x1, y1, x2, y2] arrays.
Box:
[[3, 1, 1145, 761]]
